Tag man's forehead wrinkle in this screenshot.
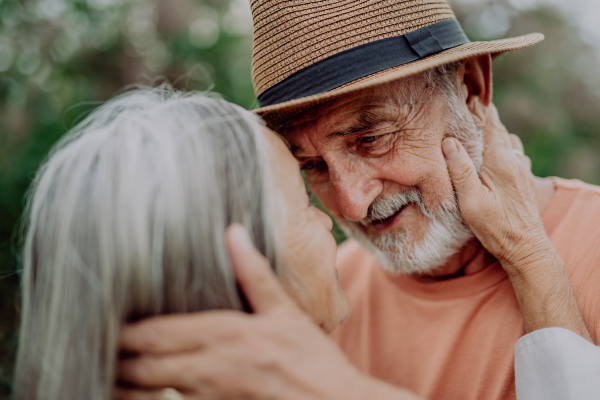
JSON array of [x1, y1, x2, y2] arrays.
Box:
[[287, 121, 338, 159], [400, 141, 439, 162], [284, 89, 386, 133], [285, 103, 365, 156], [394, 93, 442, 135], [284, 92, 364, 131], [326, 110, 371, 138], [283, 85, 429, 156], [386, 75, 435, 120], [322, 99, 401, 140]]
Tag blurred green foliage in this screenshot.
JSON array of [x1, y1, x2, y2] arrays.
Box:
[[452, 1, 600, 183], [0, 0, 256, 396], [1, 0, 600, 398]]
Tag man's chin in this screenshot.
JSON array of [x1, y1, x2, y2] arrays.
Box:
[[339, 219, 473, 276]]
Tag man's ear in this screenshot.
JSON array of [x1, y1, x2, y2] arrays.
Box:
[[459, 54, 492, 124]]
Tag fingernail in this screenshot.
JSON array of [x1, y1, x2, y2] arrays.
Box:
[[442, 138, 459, 160], [229, 224, 253, 251]]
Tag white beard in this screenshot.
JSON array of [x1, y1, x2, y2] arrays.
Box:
[[338, 99, 484, 276], [339, 191, 474, 276]]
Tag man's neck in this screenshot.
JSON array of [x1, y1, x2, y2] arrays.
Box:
[[411, 177, 557, 282]]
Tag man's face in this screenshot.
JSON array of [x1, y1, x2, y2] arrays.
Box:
[[282, 75, 483, 275]]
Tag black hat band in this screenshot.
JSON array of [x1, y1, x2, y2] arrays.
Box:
[[257, 19, 470, 108]]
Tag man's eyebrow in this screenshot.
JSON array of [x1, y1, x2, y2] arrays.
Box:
[[326, 111, 383, 139], [289, 110, 384, 157]]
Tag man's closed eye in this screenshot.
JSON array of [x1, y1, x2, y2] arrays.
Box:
[[356, 132, 397, 155], [360, 136, 378, 144]]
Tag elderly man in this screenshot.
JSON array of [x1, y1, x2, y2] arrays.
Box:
[[117, 1, 600, 399]]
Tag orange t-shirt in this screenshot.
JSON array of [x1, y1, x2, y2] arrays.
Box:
[[331, 178, 600, 400]]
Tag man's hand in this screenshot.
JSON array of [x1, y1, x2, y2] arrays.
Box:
[[441, 104, 591, 341], [115, 225, 421, 400]]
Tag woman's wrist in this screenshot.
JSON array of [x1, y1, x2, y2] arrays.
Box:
[[502, 245, 592, 341], [499, 234, 559, 280]]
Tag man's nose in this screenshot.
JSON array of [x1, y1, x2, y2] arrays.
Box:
[[328, 159, 382, 222]]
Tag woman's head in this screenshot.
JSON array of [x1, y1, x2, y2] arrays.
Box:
[[261, 126, 350, 333], [15, 86, 348, 400]]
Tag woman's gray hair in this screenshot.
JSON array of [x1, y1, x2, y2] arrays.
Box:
[[14, 85, 284, 400]]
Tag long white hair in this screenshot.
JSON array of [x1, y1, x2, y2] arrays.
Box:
[[14, 85, 283, 400]]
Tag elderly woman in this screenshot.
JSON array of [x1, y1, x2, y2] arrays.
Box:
[[13, 87, 352, 400], [13, 87, 600, 400]]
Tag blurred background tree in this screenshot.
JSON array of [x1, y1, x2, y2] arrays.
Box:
[[1, 0, 600, 397]]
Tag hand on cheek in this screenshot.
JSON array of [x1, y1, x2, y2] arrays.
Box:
[[115, 226, 369, 400], [442, 106, 592, 343], [441, 104, 544, 274]]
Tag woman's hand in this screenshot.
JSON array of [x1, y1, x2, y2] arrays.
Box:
[[442, 104, 548, 278], [115, 225, 422, 400], [442, 104, 591, 341]]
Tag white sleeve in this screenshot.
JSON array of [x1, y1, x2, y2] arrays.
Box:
[[514, 327, 600, 400]]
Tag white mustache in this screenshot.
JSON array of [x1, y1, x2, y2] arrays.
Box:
[[359, 190, 423, 226]]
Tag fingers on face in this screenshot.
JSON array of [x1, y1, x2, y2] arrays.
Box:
[[491, 131, 523, 161], [491, 133, 535, 192], [443, 138, 486, 207], [508, 134, 534, 177], [480, 131, 527, 187], [509, 134, 524, 153], [226, 225, 295, 314], [483, 122, 512, 156], [487, 103, 501, 122]]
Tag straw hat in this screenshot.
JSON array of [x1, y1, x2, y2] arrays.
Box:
[[251, 0, 543, 126]]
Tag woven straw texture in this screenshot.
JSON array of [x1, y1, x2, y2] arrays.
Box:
[[250, 0, 543, 126], [251, 0, 456, 96]]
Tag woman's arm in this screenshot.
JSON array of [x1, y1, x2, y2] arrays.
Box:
[[442, 104, 591, 341], [444, 106, 600, 400], [515, 327, 600, 400]]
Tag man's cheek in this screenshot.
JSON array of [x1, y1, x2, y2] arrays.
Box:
[[420, 166, 456, 207], [378, 156, 435, 193]]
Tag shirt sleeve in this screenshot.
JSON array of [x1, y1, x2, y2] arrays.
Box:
[[514, 327, 600, 400]]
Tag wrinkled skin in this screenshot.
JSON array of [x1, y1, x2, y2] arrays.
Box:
[[281, 57, 492, 278], [115, 226, 420, 400], [115, 96, 590, 400], [261, 126, 351, 334], [115, 56, 590, 399], [444, 105, 547, 275], [443, 106, 590, 340]]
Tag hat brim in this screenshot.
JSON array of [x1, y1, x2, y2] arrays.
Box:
[[254, 33, 544, 127]]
